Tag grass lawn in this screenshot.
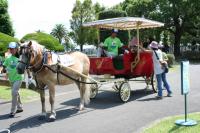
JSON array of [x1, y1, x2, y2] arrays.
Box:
[[143, 112, 200, 133], [0, 85, 39, 103]]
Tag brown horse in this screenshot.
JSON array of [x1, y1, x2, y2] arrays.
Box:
[[17, 41, 91, 121]]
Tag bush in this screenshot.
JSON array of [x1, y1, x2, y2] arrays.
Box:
[[0, 32, 18, 56], [167, 54, 175, 67], [180, 51, 200, 62], [22, 32, 64, 51], [98, 10, 129, 45]]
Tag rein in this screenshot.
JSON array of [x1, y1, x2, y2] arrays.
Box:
[[26, 51, 96, 85]]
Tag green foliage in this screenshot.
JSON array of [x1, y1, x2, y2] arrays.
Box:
[[22, 32, 64, 51], [181, 51, 200, 61], [98, 10, 129, 45], [0, 0, 14, 36], [118, 0, 200, 57], [70, 0, 98, 51], [0, 32, 18, 56], [51, 24, 68, 44], [167, 54, 175, 67]]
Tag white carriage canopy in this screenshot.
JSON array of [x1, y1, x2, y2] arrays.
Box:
[[83, 17, 164, 30], [83, 17, 165, 69], [83, 17, 164, 45]]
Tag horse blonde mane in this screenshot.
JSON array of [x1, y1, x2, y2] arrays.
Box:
[[29, 40, 45, 52]]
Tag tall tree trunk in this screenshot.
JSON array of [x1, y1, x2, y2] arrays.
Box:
[[174, 30, 181, 57], [80, 44, 83, 52]]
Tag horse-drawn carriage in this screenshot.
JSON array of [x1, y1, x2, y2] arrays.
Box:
[[83, 17, 164, 102], [16, 17, 164, 121]]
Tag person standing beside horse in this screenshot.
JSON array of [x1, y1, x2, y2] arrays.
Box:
[[3, 42, 24, 118]]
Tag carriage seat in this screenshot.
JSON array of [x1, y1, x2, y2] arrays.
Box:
[[112, 55, 124, 70]]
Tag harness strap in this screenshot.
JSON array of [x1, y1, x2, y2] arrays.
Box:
[[43, 65, 97, 84], [57, 64, 60, 84]]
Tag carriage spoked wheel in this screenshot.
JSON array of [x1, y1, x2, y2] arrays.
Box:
[[119, 81, 131, 102], [151, 73, 157, 93], [90, 83, 98, 99]]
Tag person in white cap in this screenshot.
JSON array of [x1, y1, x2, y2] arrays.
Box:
[[97, 29, 123, 57], [149, 41, 172, 99], [3, 42, 24, 118]]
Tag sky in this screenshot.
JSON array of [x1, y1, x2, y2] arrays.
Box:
[[8, 0, 124, 39]]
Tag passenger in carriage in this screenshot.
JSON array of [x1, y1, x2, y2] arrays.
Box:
[[128, 37, 146, 53], [97, 29, 125, 57]]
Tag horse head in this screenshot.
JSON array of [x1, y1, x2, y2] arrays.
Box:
[[17, 40, 44, 74]]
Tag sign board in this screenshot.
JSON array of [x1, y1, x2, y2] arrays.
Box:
[[181, 61, 190, 95]]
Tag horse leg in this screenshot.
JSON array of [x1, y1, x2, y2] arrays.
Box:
[[79, 82, 85, 111], [39, 89, 46, 120], [75, 80, 84, 110], [48, 85, 56, 121], [79, 77, 90, 111]]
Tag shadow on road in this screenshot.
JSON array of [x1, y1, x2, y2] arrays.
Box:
[[129, 89, 155, 101], [6, 89, 155, 132], [8, 107, 93, 133], [61, 89, 155, 110]]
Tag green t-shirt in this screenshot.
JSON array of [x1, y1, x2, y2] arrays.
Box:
[[3, 55, 23, 83], [104, 37, 122, 56]]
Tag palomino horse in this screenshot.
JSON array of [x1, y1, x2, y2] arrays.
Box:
[[17, 41, 91, 121]]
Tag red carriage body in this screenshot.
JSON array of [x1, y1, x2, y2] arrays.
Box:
[[89, 52, 154, 78]]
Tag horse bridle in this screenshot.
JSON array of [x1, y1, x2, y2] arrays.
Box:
[[19, 45, 45, 73], [18, 46, 31, 69]]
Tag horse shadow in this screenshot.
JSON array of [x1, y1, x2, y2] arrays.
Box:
[[8, 107, 93, 133], [61, 88, 155, 110]]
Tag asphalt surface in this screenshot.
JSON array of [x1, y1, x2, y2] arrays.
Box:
[[0, 64, 200, 133]]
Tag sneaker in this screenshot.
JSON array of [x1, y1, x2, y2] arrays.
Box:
[[167, 93, 172, 97], [16, 109, 23, 113], [156, 95, 163, 99], [9, 112, 15, 118]]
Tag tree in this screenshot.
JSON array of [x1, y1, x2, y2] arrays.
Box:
[[51, 24, 68, 44], [0, 0, 14, 36], [22, 32, 64, 51], [119, 0, 200, 57], [70, 0, 97, 51]]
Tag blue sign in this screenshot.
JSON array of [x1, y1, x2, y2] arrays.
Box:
[[181, 61, 190, 95]]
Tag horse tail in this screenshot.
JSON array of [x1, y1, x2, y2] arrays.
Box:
[[83, 77, 91, 105]]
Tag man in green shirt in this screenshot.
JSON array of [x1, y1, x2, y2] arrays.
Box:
[[3, 42, 24, 118], [97, 29, 123, 57]]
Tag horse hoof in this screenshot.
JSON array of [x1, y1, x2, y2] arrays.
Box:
[[48, 115, 56, 122], [79, 105, 85, 111]]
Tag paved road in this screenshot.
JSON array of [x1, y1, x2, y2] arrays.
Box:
[[0, 64, 200, 133]]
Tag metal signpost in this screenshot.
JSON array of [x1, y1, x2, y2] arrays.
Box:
[[175, 61, 197, 126]]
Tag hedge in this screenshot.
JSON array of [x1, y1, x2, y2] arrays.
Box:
[[22, 32, 64, 51], [0, 32, 18, 56]]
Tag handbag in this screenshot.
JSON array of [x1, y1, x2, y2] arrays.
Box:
[[153, 50, 169, 73]]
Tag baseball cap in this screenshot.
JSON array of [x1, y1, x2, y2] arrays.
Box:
[[8, 42, 18, 49], [112, 29, 118, 33]]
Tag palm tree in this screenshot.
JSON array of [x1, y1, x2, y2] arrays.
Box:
[[51, 24, 68, 44]]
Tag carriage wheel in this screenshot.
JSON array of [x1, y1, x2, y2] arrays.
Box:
[[90, 84, 98, 99], [151, 73, 157, 93], [119, 82, 131, 102]]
